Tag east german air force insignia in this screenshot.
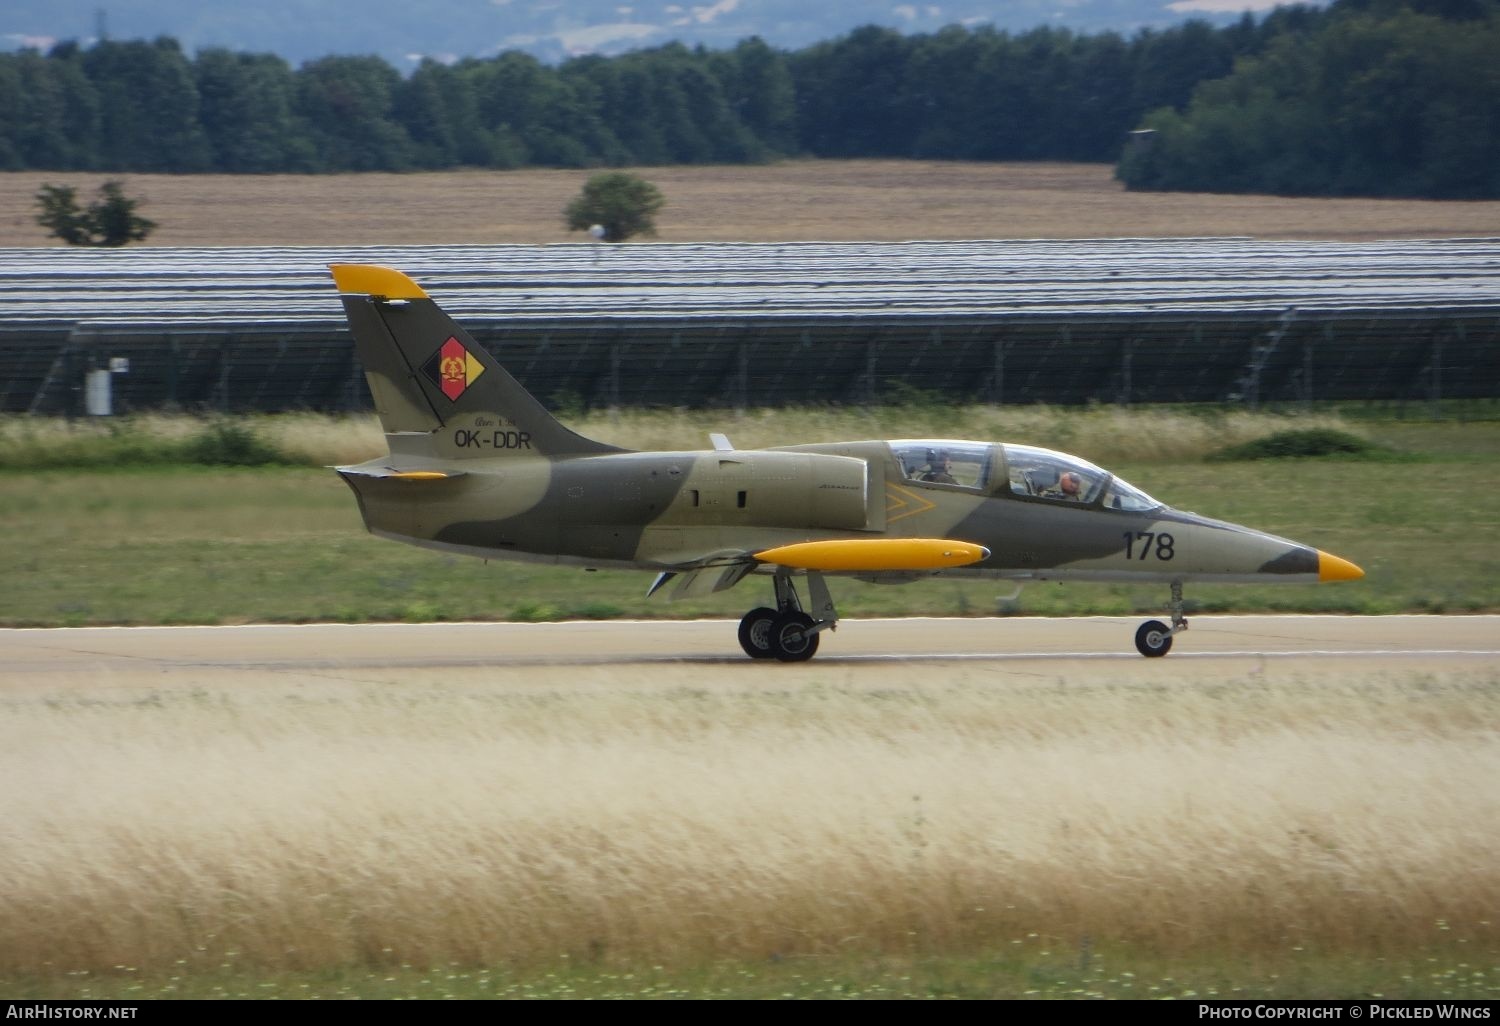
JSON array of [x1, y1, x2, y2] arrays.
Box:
[[422, 336, 485, 402]]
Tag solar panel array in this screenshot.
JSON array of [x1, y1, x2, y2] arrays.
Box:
[[2, 238, 1497, 414]]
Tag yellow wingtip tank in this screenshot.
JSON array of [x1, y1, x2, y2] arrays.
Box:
[[755, 538, 990, 572], [329, 264, 429, 300]]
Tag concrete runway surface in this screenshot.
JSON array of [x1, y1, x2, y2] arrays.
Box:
[[2, 616, 1496, 692]]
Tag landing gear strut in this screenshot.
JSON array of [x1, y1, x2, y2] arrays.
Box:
[[1135, 580, 1188, 658], [737, 570, 839, 662]]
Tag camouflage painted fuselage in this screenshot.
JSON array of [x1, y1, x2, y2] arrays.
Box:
[[340, 430, 1339, 586], [329, 262, 1361, 659]]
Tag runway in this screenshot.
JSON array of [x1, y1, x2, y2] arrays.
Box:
[[2, 615, 1495, 691]]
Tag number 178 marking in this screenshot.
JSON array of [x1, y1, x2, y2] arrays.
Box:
[[1123, 531, 1175, 561]]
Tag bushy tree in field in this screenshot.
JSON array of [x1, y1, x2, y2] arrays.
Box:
[[563, 172, 664, 242], [35, 180, 156, 246]]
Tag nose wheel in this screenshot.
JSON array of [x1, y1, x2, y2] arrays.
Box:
[[1135, 619, 1174, 657], [1135, 580, 1188, 658]]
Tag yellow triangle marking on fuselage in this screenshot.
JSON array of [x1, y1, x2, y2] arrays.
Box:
[[885, 483, 937, 524]]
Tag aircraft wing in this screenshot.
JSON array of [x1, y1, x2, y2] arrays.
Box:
[[647, 563, 756, 600]]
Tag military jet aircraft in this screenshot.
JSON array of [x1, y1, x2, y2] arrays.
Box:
[[330, 264, 1364, 661]]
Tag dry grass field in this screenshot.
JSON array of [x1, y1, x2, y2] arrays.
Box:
[[4, 160, 1500, 247], [2, 663, 1497, 991]]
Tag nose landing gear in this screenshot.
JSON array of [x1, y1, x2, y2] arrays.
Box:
[[737, 570, 838, 662], [1135, 580, 1188, 657]]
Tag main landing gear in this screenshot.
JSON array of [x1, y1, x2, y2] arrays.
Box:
[[736, 573, 1188, 660], [1135, 580, 1189, 658], [738, 570, 839, 662]]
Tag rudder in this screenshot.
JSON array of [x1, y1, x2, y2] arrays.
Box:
[[331, 264, 621, 460]]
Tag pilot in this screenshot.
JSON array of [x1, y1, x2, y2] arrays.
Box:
[[1039, 470, 1084, 499], [921, 449, 957, 484]]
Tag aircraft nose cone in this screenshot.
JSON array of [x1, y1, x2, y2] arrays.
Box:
[[1317, 550, 1365, 582]]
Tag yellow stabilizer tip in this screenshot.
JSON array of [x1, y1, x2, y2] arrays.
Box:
[[387, 471, 451, 481], [755, 538, 990, 572], [1317, 550, 1365, 582], [329, 264, 428, 300]]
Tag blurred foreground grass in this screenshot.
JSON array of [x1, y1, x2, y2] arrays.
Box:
[[8, 947, 1497, 999], [3, 666, 1497, 998]]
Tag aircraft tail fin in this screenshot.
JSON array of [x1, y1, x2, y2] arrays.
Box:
[[330, 264, 622, 459]]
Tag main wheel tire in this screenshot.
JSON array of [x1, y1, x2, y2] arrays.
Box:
[[737, 607, 779, 659], [1135, 619, 1173, 658], [769, 612, 820, 663]]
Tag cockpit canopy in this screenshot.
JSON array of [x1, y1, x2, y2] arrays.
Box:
[[890, 440, 994, 489], [889, 439, 1162, 512], [1001, 444, 1160, 511]]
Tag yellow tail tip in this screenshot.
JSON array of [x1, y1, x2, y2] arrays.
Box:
[[329, 264, 428, 300], [1317, 550, 1365, 582]]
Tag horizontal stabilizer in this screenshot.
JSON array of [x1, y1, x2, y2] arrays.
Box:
[[336, 466, 465, 482], [755, 538, 989, 572]]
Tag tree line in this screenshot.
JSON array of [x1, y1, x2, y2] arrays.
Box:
[[0, 0, 1495, 198], [0, 13, 1318, 174], [1116, 0, 1500, 198]]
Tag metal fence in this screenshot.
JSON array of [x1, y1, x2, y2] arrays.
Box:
[[3, 239, 1498, 414]]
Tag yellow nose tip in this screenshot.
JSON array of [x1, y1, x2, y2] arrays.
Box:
[[1317, 550, 1365, 582]]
